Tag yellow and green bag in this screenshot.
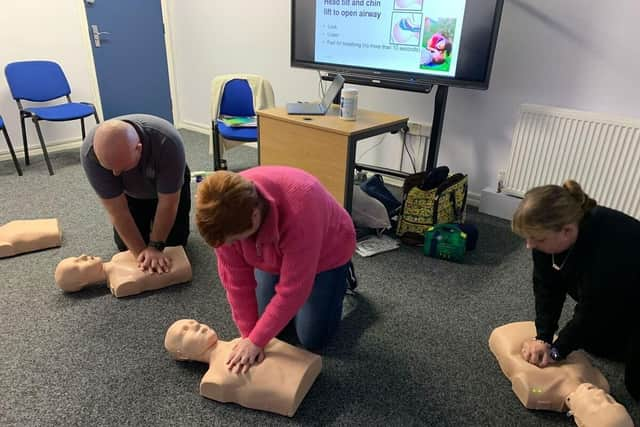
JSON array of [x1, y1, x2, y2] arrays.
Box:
[[396, 172, 468, 245]]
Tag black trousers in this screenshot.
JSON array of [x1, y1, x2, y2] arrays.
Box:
[[582, 316, 639, 400], [625, 323, 640, 400], [114, 166, 191, 251]]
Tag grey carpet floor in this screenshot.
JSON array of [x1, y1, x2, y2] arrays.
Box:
[[0, 130, 637, 426]]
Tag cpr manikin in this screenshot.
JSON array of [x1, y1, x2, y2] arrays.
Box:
[[566, 383, 634, 427], [164, 319, 322, 417], [0, 219, 62, 258], [489, 322, 633, 427], [54, 246, 192, 297]]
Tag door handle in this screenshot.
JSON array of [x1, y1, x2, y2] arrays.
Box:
[[91, 24, 111, 48]]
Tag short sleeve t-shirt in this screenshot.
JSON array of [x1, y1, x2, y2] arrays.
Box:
[[81, 114, 186, 200]]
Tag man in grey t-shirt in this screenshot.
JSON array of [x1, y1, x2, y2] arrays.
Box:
[[81, 114, 190, 273]]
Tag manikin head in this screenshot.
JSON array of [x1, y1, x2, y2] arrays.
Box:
[[566, 383, 633, 427], [195, 171, 264, 248], [93, 120, 142, 176], [512, 180, 596, 254], [165, 319, 219, 362], [55, 255, 105, 292]]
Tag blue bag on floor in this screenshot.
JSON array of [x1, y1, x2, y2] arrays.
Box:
[[360, 174, 401, 218]]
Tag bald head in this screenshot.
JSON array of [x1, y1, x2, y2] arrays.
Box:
[[93, 120, 142, 176]]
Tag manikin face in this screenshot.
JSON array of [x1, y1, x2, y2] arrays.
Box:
[[567, 383, 632, 426], [55, 255, 104, 289], [166, 319, 218, 360]]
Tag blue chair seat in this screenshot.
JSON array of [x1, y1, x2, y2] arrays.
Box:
[[26, 102, 95, 121], [217, 121, 257, 142], [4, 60, 99, 175], [0, 116, 4, 128]]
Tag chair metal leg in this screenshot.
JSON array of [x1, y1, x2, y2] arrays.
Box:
[[32, 119, 54, 175], [81, 117, 86, 139], [20, 112, 29, 165], [94, 112, 100, 124], [212, 123, 225, 171], [2, 126, 22, 176]]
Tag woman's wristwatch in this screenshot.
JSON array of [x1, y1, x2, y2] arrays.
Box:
[[148, 240, 166, 251], [549, 346, 563, 361]]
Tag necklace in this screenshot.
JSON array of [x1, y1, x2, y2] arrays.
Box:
[[552, 246, 574, 271]]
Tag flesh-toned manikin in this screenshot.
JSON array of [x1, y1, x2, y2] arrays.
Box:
[[54, 246, 191, 297], [164, 319, 323, 417], [566, 383, 634, 427], [489, 322, 633, 427], [0, 219, 62, 258]]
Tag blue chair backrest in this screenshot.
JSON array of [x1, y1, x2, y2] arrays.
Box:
[[5, 61, 71, 102], [219, 79, 256, 117]]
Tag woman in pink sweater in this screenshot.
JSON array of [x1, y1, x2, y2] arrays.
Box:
[[196, 166, 356, 373]]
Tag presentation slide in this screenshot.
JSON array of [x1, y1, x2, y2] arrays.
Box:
[[315, 0, 467, 77]]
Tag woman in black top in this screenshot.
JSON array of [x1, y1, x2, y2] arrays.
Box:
[[512, 180, 639, 400]]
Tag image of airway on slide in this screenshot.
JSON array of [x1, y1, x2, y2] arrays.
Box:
[[390, 12, 422, 45], [394, 0, 423, 11]]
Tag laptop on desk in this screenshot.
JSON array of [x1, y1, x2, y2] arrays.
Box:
[[286, 74, 345, 115]]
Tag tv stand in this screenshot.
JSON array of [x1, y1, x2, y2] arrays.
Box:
[[349, 83, 449, 178], [426, 84, 448, 172]]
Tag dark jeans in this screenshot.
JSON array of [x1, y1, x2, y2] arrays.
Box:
[[255, 262, 349, 351], [114, 166, 191, 251]]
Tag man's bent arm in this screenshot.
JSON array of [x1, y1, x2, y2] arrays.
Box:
[[101, 194, 146, 256], [150, 191, 180, 244]]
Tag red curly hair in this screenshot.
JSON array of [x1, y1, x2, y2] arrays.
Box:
[[195, 171, 260, 247]]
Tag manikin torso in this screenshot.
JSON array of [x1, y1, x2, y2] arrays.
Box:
[[489, 321, 609, 412], [165, 319, 322, 417], [0, 219, 62, 258], [55, 246, 192, 297], [103, 247, 192, 297], [202, 338, 322, 416], [489, 322, 633, 426]]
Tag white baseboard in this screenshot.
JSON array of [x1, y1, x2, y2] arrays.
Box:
[[479, 187, 522, 220], [0, 137, 83, 162], [466, 191, 480, 207], [179, 120, 211, 136]]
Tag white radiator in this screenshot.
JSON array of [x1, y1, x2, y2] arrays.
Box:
[[503, 104, 640, 218]]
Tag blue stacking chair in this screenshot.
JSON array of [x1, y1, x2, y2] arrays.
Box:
[[0, 115, 22, 176], [212, 79, 258, 170], [4, 60, 100, 175]]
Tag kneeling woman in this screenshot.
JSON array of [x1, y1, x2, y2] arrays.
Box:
[[196, 166, 356, 373], [513, 179, 640, 400]]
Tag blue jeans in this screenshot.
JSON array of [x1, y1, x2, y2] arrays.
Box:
[[255, 262, 349, 350]]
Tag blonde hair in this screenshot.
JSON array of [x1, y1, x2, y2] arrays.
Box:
[[512, 179, 597, 238], [195, 171, 260, 247]]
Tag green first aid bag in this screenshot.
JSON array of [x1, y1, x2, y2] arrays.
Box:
[[424, 224, 467, 262]]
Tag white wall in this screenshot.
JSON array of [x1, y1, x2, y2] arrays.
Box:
[[4, 0, 638, 196], [168, 0, 640, 196], [0, 1, 98, 154]]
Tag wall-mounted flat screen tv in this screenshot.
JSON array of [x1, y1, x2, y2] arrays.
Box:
[[292, 0, 504, 91]]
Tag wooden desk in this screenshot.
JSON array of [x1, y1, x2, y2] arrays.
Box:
[[257, 105, 408, 212]]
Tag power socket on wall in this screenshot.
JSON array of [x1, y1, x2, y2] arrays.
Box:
[[407, 121, 431, 137]]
